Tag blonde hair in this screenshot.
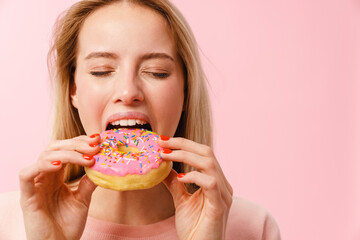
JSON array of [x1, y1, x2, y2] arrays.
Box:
[[48, 0, 212, 193]]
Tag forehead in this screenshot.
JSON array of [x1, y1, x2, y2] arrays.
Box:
[[77, 2, 175, 60]]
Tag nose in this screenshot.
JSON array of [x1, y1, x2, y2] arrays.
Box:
[[112, 70, 144, 105]]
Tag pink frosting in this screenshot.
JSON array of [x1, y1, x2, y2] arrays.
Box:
[[90, 129, 164, 176]]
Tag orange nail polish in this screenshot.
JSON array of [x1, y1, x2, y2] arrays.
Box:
[[90, 133, 100, 138], [160, 135, 170, 141], [51, 161, 61, 166], [83, 154, 93, 160], [178, 173, 186, 178], [89, 143, 98, 147], [162, 148, 172, 154]]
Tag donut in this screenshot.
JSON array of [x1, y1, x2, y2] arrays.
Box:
[[85, 128, 172, 191]]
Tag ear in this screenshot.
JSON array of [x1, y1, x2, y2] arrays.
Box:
[[70, 83, 79, 109]]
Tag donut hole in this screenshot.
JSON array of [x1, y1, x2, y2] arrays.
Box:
[[117, 145, 140, 153]]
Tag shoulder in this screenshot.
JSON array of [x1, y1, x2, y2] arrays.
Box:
[[0, 191, 22, 217], [225, 196, 281, 240], [0, 191, 27, 239]]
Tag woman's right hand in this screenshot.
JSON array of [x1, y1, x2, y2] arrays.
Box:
[[19, 134, 101, 240]]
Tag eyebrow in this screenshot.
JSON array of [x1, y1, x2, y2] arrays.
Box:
[[140, 52, 174, 62], [84, 51, 174, 62], [84, 51, 118, 60]]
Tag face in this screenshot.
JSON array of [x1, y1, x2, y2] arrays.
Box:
[[71, 2, 184, 136]]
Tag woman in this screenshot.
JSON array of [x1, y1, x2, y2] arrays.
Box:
[[0, 0, 281, 239]]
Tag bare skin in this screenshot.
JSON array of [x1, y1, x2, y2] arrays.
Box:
[[19, 2, 233, 239], [19, 136, 101, 240]]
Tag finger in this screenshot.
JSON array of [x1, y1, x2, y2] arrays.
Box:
[[177, 171, 223, 207], [160, 137, 234, 201], [74, 174, 97, 207], [38, 150, 95, 168], [223, 178, 233, 199], [160, 137, 230, 190], [19, 163, 41, 200], [46, 135, 101, 155], [27, 150, 95, 193], [162, 169, 189, 207], [161, 148, 233, 199], [19, 158, 65, 200], [161, 150, 210, 172], [159, 137, 213, 157]]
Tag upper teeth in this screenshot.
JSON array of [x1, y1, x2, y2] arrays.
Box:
[[110, 119, 148, 126]]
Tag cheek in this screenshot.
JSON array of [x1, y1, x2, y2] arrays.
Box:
[[163, 88, 183, 113], [152, 79, 184, 126], [76, 81, 107, 132]]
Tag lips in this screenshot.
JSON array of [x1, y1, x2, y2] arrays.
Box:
[[105, 112, 153, 132]]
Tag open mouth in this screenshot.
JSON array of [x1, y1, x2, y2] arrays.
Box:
[[106, 119, 153, 132]]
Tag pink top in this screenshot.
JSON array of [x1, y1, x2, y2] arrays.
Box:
[[93, 129, 163, 176], [0, 191, 281, 239]]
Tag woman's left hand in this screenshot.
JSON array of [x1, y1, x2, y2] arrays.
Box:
[[159, 137, 233, 240]]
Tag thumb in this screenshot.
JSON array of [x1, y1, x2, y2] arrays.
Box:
[[74, 174, 97, 207], [162, 169, 189, 208]]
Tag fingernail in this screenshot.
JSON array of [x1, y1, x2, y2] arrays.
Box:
[[51, 161, 61, 166], [178, 173, 186, 178], [160, 135, 170, 141], [83, 154, 93, 160], [89, 143, 98, 147], [162, 148, 172, 154], [90, 133, 100, 138]]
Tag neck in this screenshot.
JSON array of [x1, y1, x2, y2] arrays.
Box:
[[88, 183, 175, 225]]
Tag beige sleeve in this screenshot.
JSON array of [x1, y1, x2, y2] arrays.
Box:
[[262, 211, 282, 240], [225, 196, 281, 240], [0, 191, 27, 239]]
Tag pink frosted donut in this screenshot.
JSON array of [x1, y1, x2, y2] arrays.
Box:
[[85, 128, 172, 191]]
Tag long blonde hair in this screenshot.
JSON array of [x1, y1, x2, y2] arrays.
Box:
[[48, 0, 212, 193]]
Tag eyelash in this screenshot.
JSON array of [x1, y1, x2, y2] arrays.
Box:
[[90, 71, 169, 79], [148, 72, 169, 79], [90, 71, 112, 76]]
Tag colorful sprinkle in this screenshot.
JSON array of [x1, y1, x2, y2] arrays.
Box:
[[92, 129, 163, 175]]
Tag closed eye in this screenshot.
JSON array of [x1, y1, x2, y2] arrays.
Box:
[[90, 71, 113, 76], [148, 72, 169, 79], [90, 71, 169, 78]]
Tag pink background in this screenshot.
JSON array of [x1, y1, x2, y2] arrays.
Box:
[[0, 0, 359, 239]]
